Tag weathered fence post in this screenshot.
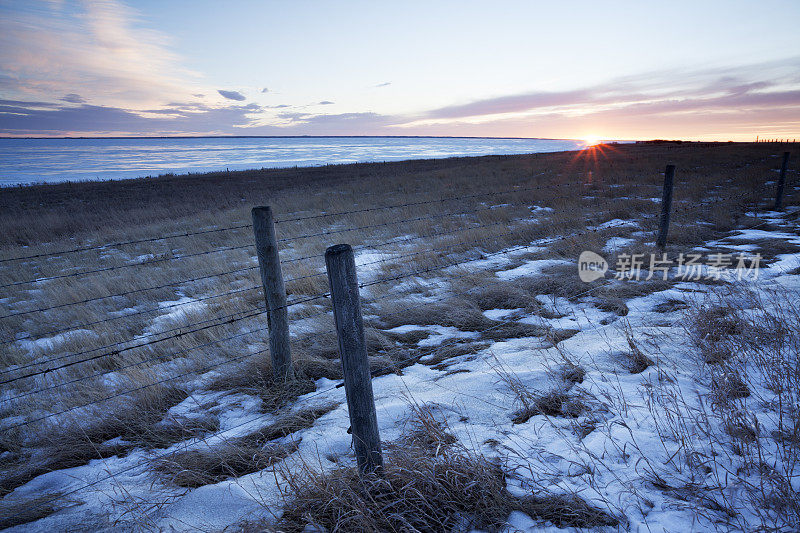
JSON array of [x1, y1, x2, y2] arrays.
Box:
[[325, 244, 383, 475], [252, 206, 293, 381], [656, 164, 676, 249], [775, 152, 790, 210]]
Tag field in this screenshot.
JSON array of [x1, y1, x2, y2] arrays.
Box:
[[1, 142, 799, 531]]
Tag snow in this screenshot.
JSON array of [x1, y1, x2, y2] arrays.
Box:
[[16, 328, 98, 354], [354, 250, 395, 281], [603, 236, 635, 253], [483, 308, 523, 320], [384, 324, 480, 349], [141, 296, 207, 336], [593, 218, 639, 230], [495, 259, 571, 281], [5, 210, 800, 532]]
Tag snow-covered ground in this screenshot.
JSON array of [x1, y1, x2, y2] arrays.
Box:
[[3, 209, 800, 531]]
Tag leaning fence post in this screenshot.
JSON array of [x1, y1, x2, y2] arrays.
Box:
[[775, 152, 790, 210], [252, 206, 293, 381], [656, 164, 676, 249], [325, 244, 383, 475]]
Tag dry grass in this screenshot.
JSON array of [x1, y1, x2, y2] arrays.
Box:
[[273, 403, 617, 532], [0, 383, 214, 497], [155, 404, 337, 488], [492, 355, 588, 425], [639, 287, 800, 530], [0, 491, 68, 530]]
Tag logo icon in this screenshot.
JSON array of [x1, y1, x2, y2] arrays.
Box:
[[578, 251, 608, 282]]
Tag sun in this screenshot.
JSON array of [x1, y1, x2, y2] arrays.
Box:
[[583, 135, 601, 146]]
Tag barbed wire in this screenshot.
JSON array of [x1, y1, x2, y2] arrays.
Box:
[[0, 264, 260, 320], [0, 221, 549, 379], [0, 243, 256, 289], [0, 176, 577, 269], [1, 215, 636, 393], [0, 291, 332, 387], [1, 217, 511, 345], [0, 284, 263, 348], [0, 223, 254, 264], [0, 190, 612, 320]]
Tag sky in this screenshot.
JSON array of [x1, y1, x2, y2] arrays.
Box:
[[0, 0, 799, 140]]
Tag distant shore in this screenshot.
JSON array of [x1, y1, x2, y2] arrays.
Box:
[[0, 136, 587, 186]]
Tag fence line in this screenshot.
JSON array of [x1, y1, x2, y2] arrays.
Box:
[[0, 284, 263, 347], [0, 193, 586, 325], [0, 245, 635, 524], [0, 201, 709, 382], [0, 264, 260, 319], [0, 243, 256, 289], [6, 206, 777, 406], [0, 223, 255, 264], [2, 216, 637, 397], [0, 176, 576, 267], [0, 291, 334, 387]]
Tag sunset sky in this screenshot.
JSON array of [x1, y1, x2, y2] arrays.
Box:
[[1, 0, 799, 140]]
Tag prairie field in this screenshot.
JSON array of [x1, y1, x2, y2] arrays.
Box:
[[1, 142, 799, 531]]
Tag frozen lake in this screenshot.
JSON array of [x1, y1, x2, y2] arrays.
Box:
[[0, 136, 586, 186]]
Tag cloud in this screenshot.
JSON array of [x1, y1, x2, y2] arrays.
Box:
[[60, 93, 85, 104], [317, 100, 334, 105], [273, 111, 399, 134], [261, 87, 269, 93], [0, 98, 59, 108], [423, 58, 800, 122], [374, 82, 391, 88], [0, 101, 263, 136], [218, 90, 246, 101], [0, 0, 200, 108]]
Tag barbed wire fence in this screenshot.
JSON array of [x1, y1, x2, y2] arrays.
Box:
[[0, 152, 794, 525]]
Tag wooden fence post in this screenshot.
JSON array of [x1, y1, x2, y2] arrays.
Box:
[[252, 206, 293, 381], [775, 152, 790, 210], [325, 243, 383, 475], [656, 165, 676, 249]]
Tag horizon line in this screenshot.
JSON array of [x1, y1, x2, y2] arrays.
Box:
[[0, 134, 621, 141]]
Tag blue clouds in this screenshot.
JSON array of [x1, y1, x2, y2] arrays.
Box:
[[217, 90, 246, 101], [0, 102, 262, 136], [60, 94, 86, 104]]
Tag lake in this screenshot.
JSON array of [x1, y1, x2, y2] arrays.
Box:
[[0, 136, 586, 186]]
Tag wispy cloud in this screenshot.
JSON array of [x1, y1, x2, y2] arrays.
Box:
[[424, 59, 800, 122], [218, 90, 246, 101], [60, 93, 85, 104], [317, 100, 335, 105], [374, 82, 391, 88], [0, 0, 202, 108], [0, 101, 263, 136]]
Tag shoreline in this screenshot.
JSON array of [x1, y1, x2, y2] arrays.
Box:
[[0, 136, 589, 187], [0, 140, 765, 191]]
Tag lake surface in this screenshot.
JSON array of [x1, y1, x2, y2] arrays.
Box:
[[0, 136, 586, 186]]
